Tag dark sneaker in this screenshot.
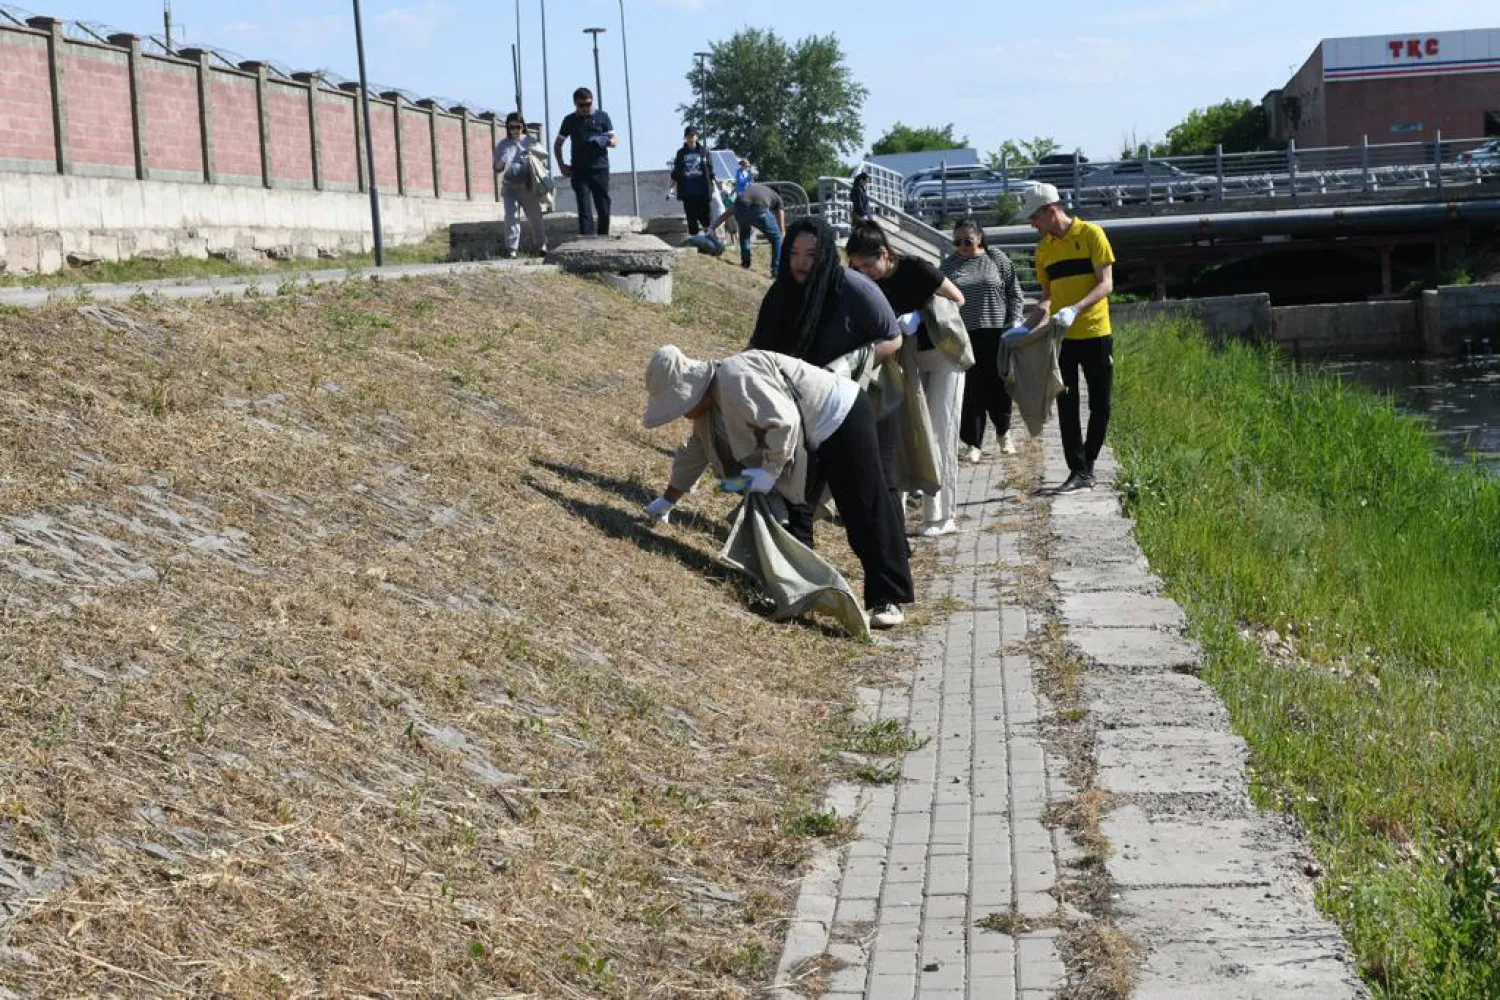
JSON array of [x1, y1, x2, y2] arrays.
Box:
[[1056, 471, 1094, 494]]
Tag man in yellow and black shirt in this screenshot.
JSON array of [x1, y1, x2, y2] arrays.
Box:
[[1020, 183, 1116, 492]]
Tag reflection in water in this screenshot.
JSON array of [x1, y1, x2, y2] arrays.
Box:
[[1318, 355, 1500, 473]]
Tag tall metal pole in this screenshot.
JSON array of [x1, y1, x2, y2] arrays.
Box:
[[694, 51, 710, 133], [584, 28, 604, 109], [351, 0, 384, 265], [539, 0, 551, 180], [514, 0, 523, 115], [163, 0, 173, 50], [511, 43, 521, 114], [618, 0, 638, 217]]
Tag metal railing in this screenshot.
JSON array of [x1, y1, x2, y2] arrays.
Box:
[[818, 174, 953, 255], [902, 135, 1500, 222]]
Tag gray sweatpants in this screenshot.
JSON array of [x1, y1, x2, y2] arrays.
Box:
[[502, 182, 547, 253]]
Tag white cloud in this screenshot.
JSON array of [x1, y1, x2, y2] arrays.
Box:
[[374, 1, 454, 49]]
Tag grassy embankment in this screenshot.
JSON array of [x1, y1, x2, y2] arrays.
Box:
[[0, 249, 915, 996], [1109, 321, 1500, 999]]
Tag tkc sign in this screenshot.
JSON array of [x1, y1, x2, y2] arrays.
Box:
[[1323, 27, 1500, 81]]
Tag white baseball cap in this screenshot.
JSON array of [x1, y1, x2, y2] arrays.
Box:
[[1018, 183, 1061, 220]]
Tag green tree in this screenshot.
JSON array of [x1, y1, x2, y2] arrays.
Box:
[[683, 29, 866, 190], [984, 136, 1065, 169], [871, 122, 966, 156], [1160, 98, 1269, 156]]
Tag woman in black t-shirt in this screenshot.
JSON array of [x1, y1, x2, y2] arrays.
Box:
[[846, 222, 968, 537]]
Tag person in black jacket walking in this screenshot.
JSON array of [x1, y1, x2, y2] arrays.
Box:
[[850, 172, 874, 222], [671, 126, 716, 235]]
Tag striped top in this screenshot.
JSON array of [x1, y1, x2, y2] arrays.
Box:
[[940, 247, 1025, 332]]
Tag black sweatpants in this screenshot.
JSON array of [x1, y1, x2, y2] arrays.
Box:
[[959, 327, 1012, 449], [572, 168, 612, 235], [1057, 335, 1114, 474], [683, 193, 711, 235], [789, 393, 913, 609]]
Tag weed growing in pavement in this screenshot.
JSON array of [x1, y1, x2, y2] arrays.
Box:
[[1111, 318, 1500, 998], [852, 762, 902, 785], [786, 808, 841, 838], [836, 718, 929, 755]]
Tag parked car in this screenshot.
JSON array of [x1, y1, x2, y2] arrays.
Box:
[[1458, 139, 1500, 167], [1076, 160, 1212, 205], [902, 165, 1043, 218], [1025, 153, 1090, 191]]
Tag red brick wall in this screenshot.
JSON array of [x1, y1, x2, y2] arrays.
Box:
[[400, 106, 434, 196], [63, 45, 133, 172], [210, 71, 261, 181], [1325, 72, 1500, 146], [0, 32, 57, 167], [266, 81, 313, 185], [436, 115, 466, 196], [140, 56, 202, 176], [367, 101, 398, 191], [467, 120, 496, 199], [317, 90, 359, 188]]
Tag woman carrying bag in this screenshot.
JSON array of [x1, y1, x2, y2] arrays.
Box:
[[846, 222, 968, 538], [941, 218, 1026, 462], [492, 112, 548, 258], [640, 346, 914, 629]]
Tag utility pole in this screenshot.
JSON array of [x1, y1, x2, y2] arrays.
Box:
[[351, 0, 384, 265], [539, 0, 552, 180], [618, 0, 637, 217], [583, 27, 605, 108], [513, 0, 523, 115], [163, 0, 174, 50]]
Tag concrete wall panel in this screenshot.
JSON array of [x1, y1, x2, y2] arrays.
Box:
[[316, 91, 359, 189], [466, 121, 495, 200], [436, 116, 466, 197], [367, 102, 398, 192], [400, 106, 435, 197], [1272, 301, 1420, 356], [209, 71, 262, 183], [62, 46, 134, 175], [140, 57, 202, 176]]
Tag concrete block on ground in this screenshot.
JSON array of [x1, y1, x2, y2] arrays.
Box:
[[1060, 592, 1186, 630], [1084, 673, 1229, 730], [1070, 627, 1200, 672], [1052, 561, 1162, 594], [1096, 727, 1248, 796], [1272, 300, 1419, 357], [1103, 805, 1281, 889]]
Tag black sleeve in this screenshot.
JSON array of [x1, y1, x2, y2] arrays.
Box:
[[748, 288, 779, 351], [912, 258, 944, 298], [671, 148, 684, 186]]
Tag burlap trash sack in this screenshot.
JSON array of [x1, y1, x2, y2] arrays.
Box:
[[720, 493, 870, 640], [1002, 317, 1066, 437], [921, 294, 975, 370], [888, 336, 942, 495]]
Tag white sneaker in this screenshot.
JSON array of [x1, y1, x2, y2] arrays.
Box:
[[917, 519, 957, 538], [962, 446, 983, 465], [868, 604, 905, 629], [1001, 431, 1016, 455]]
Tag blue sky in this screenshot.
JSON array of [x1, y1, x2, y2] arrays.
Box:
[[39, 0, 1500, 172]]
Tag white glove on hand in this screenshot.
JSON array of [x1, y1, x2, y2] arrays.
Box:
[[1053, 306, 1078, 329], [1002, 324, 1030, 341], [897, 311, 921, 336], [741, 467, 777, 493], [644, 496, 674, 523]]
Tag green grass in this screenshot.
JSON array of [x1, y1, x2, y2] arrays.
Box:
[[1110, 320, 1500, 999], [0, 235, 451, 289]]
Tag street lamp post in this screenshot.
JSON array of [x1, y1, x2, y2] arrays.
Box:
[[539, 0, 551, 180], [583, 27, 605, 108], [693, 51, 710, 133], [617, 0, 638, 217], [351, 0, 383, 265]]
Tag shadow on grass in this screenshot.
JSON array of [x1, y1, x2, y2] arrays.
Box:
[[532, 458, 730, 543], [526, 477, 854, 641]]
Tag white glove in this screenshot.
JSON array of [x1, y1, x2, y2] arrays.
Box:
[[1053, 306, 1078, 329], [741, 467, 777, 494], [1002, 324, 1030, 341], [644, 496, 674, 523], [897, 311, 921, 336]]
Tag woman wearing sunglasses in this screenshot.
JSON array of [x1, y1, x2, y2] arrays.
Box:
[[492, 112, 547, 258], [941, 219, 1026, 462]]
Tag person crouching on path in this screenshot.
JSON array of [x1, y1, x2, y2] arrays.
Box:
[[845, 221, 968, 538], [746, 216, 905, 549], [493, 112, 547, 259], [641, 346, 914, 629], [941, 218, 1026, 462], [1021, 183, 1116, 493], [672, 126, 716, 236]]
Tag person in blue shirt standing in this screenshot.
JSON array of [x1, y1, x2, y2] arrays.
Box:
[[734, 156, 754, 195], [553, 87, 616, 236], [671, 126, 716, 235]]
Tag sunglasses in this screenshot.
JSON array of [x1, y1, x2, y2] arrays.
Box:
[[956, 237, 981, 247], [506, 123, 524, 130]]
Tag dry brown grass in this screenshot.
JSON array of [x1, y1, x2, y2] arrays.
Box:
[[0, 253, 911, 997]]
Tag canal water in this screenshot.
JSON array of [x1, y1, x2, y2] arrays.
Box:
[[1318, 355, 1500, 473]]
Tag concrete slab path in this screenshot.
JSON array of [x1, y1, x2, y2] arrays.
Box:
[[772, 410, 1369, 999]]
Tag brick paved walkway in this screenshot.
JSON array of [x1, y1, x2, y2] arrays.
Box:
[[772, 416, 1368, 999]]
